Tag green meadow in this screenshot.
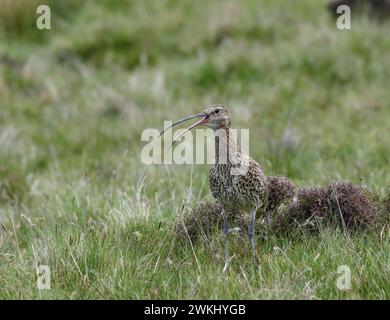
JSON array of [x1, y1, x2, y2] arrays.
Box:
[[0, 0, 389, 299]]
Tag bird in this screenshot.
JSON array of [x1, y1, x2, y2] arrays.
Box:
[[161, 104, 268, 267]]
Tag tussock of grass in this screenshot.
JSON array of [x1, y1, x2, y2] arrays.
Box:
[[274, 181, 379, 233], [175, 176, 296, 243], [266, 176, 296, 213], [273, 186, 328, 234], [177, 180, 386, 244], [326, 181, 378, 229]]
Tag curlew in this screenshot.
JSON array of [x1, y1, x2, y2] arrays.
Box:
[[161, 105, 268, 266]]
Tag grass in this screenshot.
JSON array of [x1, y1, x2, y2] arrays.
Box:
[[0, 0, 390, 299]]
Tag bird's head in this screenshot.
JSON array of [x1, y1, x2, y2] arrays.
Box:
[[202, 105, 231, 130], [160, 104, 231, 144]]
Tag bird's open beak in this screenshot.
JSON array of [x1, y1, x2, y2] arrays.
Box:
[[160, 112, 209, 145]]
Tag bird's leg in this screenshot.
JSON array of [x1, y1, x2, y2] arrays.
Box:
[[222, 209, 241, 272], [222, 208, 229, 263], [248, 208, 256, 259]]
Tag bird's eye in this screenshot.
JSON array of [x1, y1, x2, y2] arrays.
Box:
[[215, 109, 220, 114]]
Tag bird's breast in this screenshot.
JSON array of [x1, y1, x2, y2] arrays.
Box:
[[209, 162, 268, 211], [209, 165, 248, 208]]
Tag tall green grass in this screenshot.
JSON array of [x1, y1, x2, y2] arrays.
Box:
[[0, 0, 389, 299]]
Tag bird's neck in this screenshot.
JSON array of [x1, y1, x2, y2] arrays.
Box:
[[214, 127, 242, 165]]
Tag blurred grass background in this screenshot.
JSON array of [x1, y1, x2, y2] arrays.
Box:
[[0, 0, 390, 299]]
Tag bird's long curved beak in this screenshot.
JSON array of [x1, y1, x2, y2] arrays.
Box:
[[159, 112, 209, 145]]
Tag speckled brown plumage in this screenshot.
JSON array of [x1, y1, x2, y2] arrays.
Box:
[[203, 105, 268, 261], [163, 104, 269, 263], [209, 140, 268, 213]]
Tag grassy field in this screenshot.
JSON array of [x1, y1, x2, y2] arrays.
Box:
[[1, 0, 390, 299]]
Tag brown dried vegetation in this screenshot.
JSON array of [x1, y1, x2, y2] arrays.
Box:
[[175, 178, 386, 243]]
